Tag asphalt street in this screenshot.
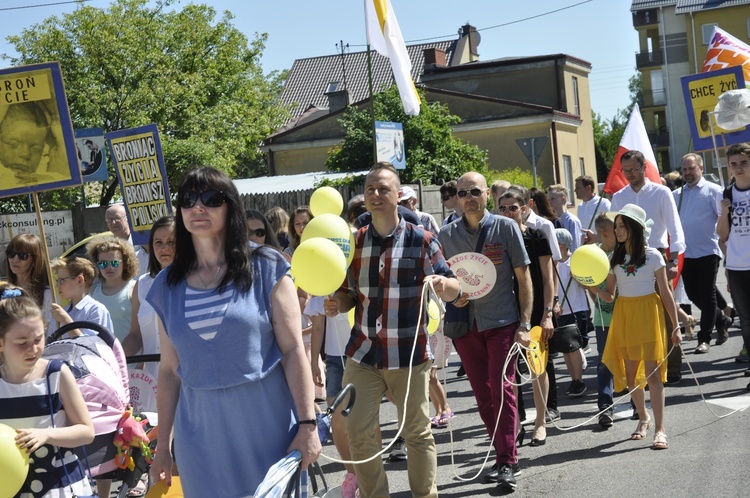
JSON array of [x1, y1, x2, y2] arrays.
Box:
[[315, 272, 750, 497]]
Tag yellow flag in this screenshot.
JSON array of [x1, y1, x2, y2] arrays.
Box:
[[365, 0, 420, 115]]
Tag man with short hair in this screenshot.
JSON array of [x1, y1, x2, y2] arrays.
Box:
[[439, 172, 533, 492], [491, 179, 511, 213], [547, 184, 583, 251], [611, 150, 686, 383], [575, 175, 611, 244], [440, 180, 462, 225], [399, 186, 440, 236], [675, 153, 730, 354], [324, 162, 460, 498]]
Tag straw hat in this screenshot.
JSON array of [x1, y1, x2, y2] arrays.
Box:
[[606, 204, 653, 238]]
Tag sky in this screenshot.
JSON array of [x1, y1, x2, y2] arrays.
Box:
[[0, 0, 641, 120]]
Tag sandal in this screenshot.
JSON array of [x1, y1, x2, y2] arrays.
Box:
[[432, 410, 454, 428], [652, 432, 668, 450], [630, 417, 652, 440], [126, 477, 148, 497]]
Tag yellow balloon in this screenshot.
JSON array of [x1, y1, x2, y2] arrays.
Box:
[[310, 186, 344, 217], [347, 308, 355, 328], [0, 423, 29, 498], [570, 244, 610, 287], [146, 477, 184, 497], [291, 238, 347, 297], [300, 213, 355, 267], [427, 300, 440, 335]]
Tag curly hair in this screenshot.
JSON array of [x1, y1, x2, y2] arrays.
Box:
[[5, 233, 48, 308], [0, 283, 42, 339], [86, 236, 140, 281]]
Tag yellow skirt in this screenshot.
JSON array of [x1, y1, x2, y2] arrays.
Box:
[[601, 293, 668, 392]]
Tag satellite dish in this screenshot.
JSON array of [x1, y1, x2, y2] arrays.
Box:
[[713, 88, 750, 131]]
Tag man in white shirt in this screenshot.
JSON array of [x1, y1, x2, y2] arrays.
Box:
[[675, 153, 731, 354], [105, 204, 149, 275], [575, 175, 611, 244], [547, 184, 583, 251], [611, 150, 686, 384], [399, 186, 440, 236]]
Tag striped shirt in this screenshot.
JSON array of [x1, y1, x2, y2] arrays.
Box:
[[185, 284, 233, 340], [342, 218, 455, 369]]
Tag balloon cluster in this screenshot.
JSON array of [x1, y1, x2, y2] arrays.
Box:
[[0, 423, 29, 498], [291, 187, 354, 296]]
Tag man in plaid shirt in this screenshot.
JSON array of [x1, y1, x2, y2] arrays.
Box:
[[325, 162, 460, 498]]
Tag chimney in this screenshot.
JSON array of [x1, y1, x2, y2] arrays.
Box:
[[423, 48, 447, 68], [460, 23, 480, 61], [325, 88, 350, 113]]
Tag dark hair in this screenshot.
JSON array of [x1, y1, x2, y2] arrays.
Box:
[[727, 142, 750, 158], [6, 233, 48, 307], [148, 215, 176, 278], [508, 185, 530, 204], [575, 175, 595, 190], [529, 188, 558, 221], [439, 180, 457, 196], [499, 190, 526, 206], [245, 209, 281, 249], [621, 150, 645, 168], [610, 214, 646, 269], [288, 206, 313, 249], [169, 167, 253, 293], [0, 283, 42, 339]]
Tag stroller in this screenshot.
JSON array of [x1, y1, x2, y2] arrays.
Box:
[[44, 321, 157, 497]]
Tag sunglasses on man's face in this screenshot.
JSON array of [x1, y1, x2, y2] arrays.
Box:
[[180, 190, 227, 209], [5, 251, 30, 261], [457, 188, 485, 199], [97, 260, 121, 270], [249, 228, 266, 238]]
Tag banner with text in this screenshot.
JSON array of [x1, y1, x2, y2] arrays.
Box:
[[106, 124, 171, 246], [0, 210, 74, 278], [0, 62, 82, 199], [375, 121, 406, 169], [681, 66, 750, 151]]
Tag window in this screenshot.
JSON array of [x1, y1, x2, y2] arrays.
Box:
[[579, 157, 586, 177], [572, 76, 580, 115], [563, 155, 574, 202], [325, 81, 341, 93], [702, 23, 718, 45]]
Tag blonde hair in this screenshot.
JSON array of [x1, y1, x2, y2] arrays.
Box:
[[85, 236, 140, 281], [51, 256, 98, 288]]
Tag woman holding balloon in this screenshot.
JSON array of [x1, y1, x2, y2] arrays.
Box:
[[147, 167, 320, 496], [590, 204, 681, 450]]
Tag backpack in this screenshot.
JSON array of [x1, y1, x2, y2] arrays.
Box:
[[723, 182, 734, 225]]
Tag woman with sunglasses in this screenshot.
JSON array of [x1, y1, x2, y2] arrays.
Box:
[[498, 190, 557, 448], [146, 167, 321, 496], [245, 209, 282, 251], [86, 236, 140, 343], [5, 233, 56, 335]]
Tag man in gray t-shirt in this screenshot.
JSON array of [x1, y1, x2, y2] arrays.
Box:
[[438, 171, 532, 492]]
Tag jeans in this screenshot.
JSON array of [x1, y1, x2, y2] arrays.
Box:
[[595, 326, 614, 410], [682, 255, 724, 344], [728, 270, 750, 355]]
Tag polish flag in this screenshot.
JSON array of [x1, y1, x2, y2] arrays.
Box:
[[603, 103, 661, 195]]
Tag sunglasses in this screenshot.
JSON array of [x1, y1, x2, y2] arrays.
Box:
[[97, 260, 121, 269], [457, 188, 485, 199], [180, 190, 227, 209], [441, 195, 454, 202], [249, 228, 266, 238], [6, 251, 30, 261], [497, 205, 520, 213]]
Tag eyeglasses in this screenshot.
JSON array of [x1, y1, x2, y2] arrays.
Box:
[[56, 275, 77, 286], [180, 190, 227, 208], [105, 215, 126, 224], [497, 205, 520, 213], [622, 166, 643, 174], [5, 251, 30, 261], [399, 200, 411, 206], [457, 188, 485, 199], [249, 228, 266, 238], [97, 260, 121, 269], [441, 194, 455, 202]]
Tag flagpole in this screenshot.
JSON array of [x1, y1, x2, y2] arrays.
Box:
[[366, 44, 378, 164]]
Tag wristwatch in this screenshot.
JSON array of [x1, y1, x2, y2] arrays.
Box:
[[543, 306, 554, 313], [519, 322, 532, 332]]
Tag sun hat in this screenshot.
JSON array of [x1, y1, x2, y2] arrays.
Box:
[[605, 203, 653, 238], [399, 186, 416, 201]]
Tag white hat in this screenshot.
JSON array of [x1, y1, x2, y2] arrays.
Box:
[[606, 204, 653, 238], [399, 186, 417, 201]]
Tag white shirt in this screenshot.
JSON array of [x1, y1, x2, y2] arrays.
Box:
[[578, 195, 611, 232], [611, 179, 685, 254], [304, 296, 351, 356], [673, 177, 722, 258], [526, 210, 562, 261], [415, 209, 440, 236], [557, 259, 589, 314], [718, 184, 750, 271], [611, 247, 665, 297]]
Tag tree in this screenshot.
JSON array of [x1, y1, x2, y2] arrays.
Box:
[[4, 0, 288, 210], [326, 85, 488, 184]]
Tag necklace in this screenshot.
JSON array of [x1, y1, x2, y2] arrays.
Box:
[[195, 262, 223, 289]]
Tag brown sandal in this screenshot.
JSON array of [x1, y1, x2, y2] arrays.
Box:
[[630, 417, 652, 440]]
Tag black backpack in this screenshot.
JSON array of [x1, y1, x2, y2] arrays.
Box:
[[723, 182, 734, 224]]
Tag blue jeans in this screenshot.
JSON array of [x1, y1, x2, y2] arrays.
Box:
[[595, 326, 614, 410]]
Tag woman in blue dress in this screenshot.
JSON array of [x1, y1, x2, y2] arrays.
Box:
[[147, 167, 321, 497]]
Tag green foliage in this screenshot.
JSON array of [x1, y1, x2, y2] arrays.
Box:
[[4, 0, 287, 210], [485, 167, 540, 190], [326, 85, 488, 184]]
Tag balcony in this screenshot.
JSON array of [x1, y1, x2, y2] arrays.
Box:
[[641, 89, 667, 108], [636, 50, 663, 68], [648, 129, 670, 148], [633, 9, 659, 28]]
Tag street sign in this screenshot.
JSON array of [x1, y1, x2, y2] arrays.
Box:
[[516, 136, 548, 187]]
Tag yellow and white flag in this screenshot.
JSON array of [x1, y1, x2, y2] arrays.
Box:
[[365, 0, 420, 115]]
